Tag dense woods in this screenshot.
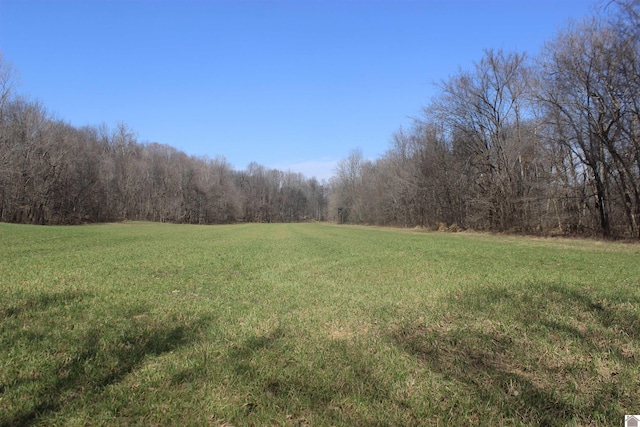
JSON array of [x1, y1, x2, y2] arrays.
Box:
[[1, 1, 639, 238], [0, 96, 327, 224]]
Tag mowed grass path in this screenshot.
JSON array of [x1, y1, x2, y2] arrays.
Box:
[[1, 222, 639, 426]]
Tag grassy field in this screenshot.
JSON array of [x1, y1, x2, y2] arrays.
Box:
[[1, 222, 639, 426]]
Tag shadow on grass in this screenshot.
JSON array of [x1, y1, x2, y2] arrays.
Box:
[[390, 282, 639, 426], [0, 289, 90, 319], [1, 294, 210, 427], [222, 327, 394, 425]]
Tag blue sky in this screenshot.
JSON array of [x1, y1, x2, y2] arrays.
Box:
[[0, 0, 595, 181]]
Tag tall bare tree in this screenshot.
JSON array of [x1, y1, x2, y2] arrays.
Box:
[[537, 10, 639, 237], [330, 148, 366, 223], [430, 49, 535, 231]]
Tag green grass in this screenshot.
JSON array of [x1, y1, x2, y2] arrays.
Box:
[[1, 222, 639, 426]]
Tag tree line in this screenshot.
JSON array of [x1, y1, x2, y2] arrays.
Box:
[[0, 80, 327, 224], [329, 1, 640, 239], [2, 1, 639, 239]]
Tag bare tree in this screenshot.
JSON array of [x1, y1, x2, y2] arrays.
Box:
[[430, 49, 535, 231], [537, 12, 639, 238], [0, 52, 19, 120], [330, 148, 366, 223]]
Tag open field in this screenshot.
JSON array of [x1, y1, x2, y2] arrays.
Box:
[[1, 222, 639, 426]]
